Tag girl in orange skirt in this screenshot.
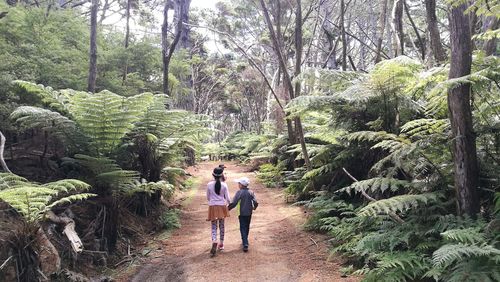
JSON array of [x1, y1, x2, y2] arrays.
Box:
[[206, 167, 230, 256]]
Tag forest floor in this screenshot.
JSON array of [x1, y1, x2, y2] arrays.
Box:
[[115, 162, 359, 282]]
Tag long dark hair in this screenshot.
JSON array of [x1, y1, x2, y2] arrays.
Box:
[[212, 167, 224, 195]]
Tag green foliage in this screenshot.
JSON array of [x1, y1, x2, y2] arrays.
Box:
[[257, 163, 284, 188], [69, 91, 154, 156], [158, 209, 181, 230], [219, 131, 278, 161], [128, 180, 175, 200], [432, 244, 500, 267], [358, 193, 441, 216], [229, 56, 500, 281], [338, 177, 411, 195], [63, 154, 139, 195], [0, 173, 95, 223]]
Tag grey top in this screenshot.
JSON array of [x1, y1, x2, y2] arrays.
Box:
[[228, 188, 258, 216]]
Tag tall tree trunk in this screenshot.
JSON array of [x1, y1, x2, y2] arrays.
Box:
[[174, 0, 192, 50], [448, 2, 479, 217], [260, 0, 296, 145], [391, 0, 404, 56], [122, 0, 131, 84], [340, 0, 347, 70], [404, 0, 425, 60], [173, 0, 193, 110], [375, 0, 388, 63], [424, 0, 447, 63], [294, 0, 312, 170], [87, 0, 98, 93], [482, 16, 498, 56], [162, 0, 184, 95]]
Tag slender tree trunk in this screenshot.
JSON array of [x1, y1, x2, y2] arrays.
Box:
[[260, 0, 296, 144], [161, 1, 170, 94], [162, 0, 184, 95], [122, 0, 131, 84], [482, 16, 498, 56], [340, 0, 347, 70], [375, 0, 388, 63], [87, 0, 98, 93], [294, 0, 312, 170], [174, 0, 192, 50], [424, 0, 447, 63], [391, 0, 404, 56], [404, 0, 424, 60], [448, 2, 479, 217]]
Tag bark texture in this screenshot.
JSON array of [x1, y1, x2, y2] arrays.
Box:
[[424, 0, 446, 63], [391, 0, 404, 56], [174, 0, 192, 50], [87, 0, 98, 93], [294, 0, 312, 170], [448, 2, 479, 217], [375, 0, 388, 63], [122, 0, 131, 83], [340, 0, 347, 70], [482, 16, 498, 56], [162, 0, 183, 95]]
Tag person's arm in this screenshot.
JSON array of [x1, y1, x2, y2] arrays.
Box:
[[252, 191, 259, 210], [228, 191, 241, 210], [224, 184, 231, 204], [206, 184, 210, 202]]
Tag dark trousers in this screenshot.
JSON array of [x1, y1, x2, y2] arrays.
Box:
[[238, 215, 252, 247]]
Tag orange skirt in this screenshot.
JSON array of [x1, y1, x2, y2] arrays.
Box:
[[207, 205, 229, 221]]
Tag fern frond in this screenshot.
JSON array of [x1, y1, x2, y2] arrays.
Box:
[[432, 244, 500, 267], [441, 228, 486, 245], [12, 80, 68, 113], [46, 193, 97, 209], [358, 193, 440, 217], [347, 131, 398, 143], [339, 177, 411, 195], [400, 119, 449, 139], [69, 91, 154, 155], [0, 173, 93, 223]]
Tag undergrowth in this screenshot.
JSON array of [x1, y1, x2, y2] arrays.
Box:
[[224, 56, 500, 281]]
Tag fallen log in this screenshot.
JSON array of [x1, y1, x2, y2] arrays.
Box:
[[46, 211, 84, 253]]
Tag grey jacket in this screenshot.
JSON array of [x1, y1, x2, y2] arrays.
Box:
[[228, 188, 258, 216]]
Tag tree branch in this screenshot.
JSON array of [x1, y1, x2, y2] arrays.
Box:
[[184, 23, 285, 111]]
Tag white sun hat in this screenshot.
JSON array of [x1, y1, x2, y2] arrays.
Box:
[[234, 177, 250, 186]]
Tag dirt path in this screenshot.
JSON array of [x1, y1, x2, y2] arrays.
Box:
[[120, 162, 358, 282]]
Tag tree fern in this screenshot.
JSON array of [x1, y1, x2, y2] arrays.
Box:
[[338, 177, 411, 195], [400, 118, 449, 139], [432, 244, 500, 267], [369, 56, 422, 94], [69, 91, 154, 156], [0, 173, 94, 223], [63, 154, 139, 194], [355, 251, 431, 282], [358, 193, 440, 217], [441, 228, 486, 245], [12, 80, 69, 114], [10, 106, 83, 148]]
